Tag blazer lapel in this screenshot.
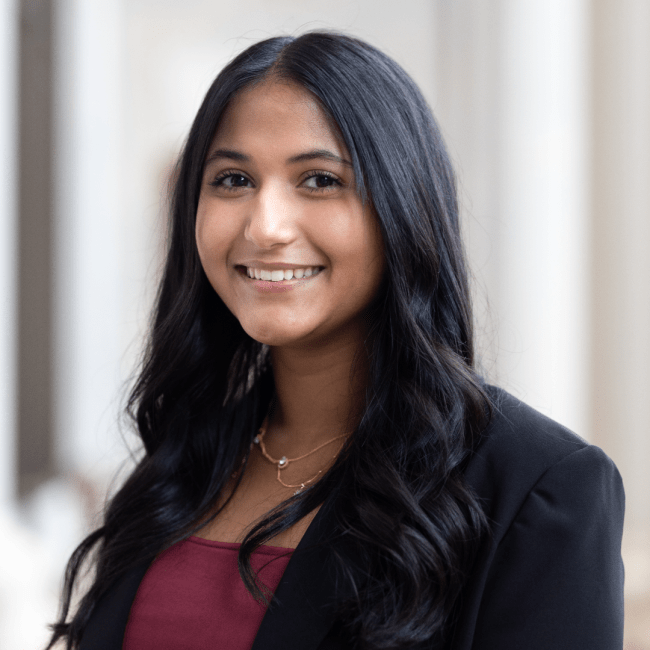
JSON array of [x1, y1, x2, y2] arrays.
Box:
[[79, 492, 341, 650], [251, 491, 341, 650], [79, 558, 153, 650]]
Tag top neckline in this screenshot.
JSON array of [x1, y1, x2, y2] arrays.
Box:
[[187, 535, 295, 553]]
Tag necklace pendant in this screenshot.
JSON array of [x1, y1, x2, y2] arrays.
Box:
[[278, 456, 288, 468]]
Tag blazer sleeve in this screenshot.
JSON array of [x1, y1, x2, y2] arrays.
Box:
[[471, 444, 625, 650]]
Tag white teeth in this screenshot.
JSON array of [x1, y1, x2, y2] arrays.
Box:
[[245, 266, 322, 281]]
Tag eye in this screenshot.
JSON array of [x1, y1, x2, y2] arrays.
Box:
[[209, 171, 253, 191], [302, 172, 342, 191]]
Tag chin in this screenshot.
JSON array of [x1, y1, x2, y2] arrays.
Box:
[[239, 321, 312, 348]]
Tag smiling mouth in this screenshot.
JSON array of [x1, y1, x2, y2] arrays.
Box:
[[235, 265, 325, 282]]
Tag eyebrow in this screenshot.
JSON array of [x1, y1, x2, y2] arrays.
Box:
[[204, 147, 353, 168], [287, 149, 353, 167], [204, 148, 249, 166]]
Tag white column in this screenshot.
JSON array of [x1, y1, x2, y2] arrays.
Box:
[[53, 0, 128, 481], [432, 1, 590, 437], [494, 0, 590, 436], [591, 0, 650, 595], [431, 1, 502, 374], [0, 0, 17, 506]]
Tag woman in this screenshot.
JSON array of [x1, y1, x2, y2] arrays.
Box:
[[46, 32, 625, 650]]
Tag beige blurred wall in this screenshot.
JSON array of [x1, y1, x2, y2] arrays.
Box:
[[591, 5, 650, 638], [591, 0, 650, 548]]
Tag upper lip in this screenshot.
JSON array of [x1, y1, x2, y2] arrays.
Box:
[[236, 261, 326, 270]]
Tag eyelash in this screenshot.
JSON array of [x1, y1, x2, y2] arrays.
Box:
[[302, 171, 342, 191], [209, 170, 250, 191], [208, 170, 343, 192]]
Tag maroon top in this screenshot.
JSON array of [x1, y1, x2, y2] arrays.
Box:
[[123, 536, 294, 650]]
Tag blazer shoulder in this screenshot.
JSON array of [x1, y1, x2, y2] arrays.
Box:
[[464, 385, 616, 527], [482, 384, 588, 457], [450, 387, 625, 649]]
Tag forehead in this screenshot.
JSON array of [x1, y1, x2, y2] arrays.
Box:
[[210, 80, 347, 154]]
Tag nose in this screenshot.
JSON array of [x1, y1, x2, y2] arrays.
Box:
[[244, 184, 297, 249]]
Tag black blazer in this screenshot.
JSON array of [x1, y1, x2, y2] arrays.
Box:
[[79, 387, 625, 649]]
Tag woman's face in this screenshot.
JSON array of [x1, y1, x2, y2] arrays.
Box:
[[195, 79, 385, 350]]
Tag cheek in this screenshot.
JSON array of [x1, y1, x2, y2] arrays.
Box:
[[323, 227, 385, 320], [195, 217, 208, 269], [315, 202, 373, 248], [323, 209, 384, 276], [195, 202, 233, 274], [351, 219, 385, 301]]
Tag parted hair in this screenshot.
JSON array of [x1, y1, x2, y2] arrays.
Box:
[[46, 31, 491, 650]]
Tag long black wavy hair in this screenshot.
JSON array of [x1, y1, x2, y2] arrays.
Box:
[[46, 31, 492, 650]]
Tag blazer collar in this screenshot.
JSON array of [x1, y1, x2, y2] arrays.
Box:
[[251, 490, 341, 650], [80, 491, 341, 650]]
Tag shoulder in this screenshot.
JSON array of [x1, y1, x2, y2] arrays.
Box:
[[478, 383, 590, 461], [464, 384, 624, 535], [454, 386, 625, 649]]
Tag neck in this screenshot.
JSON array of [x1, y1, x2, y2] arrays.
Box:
[[264, 334, 368, 457]]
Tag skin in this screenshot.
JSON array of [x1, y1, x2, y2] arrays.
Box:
[[194, 79, 385, 546]]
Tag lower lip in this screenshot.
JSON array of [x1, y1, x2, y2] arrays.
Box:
[[238, 269, 324, 293]]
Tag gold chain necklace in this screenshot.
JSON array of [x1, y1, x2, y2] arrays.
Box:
[[253, 422, 347, 495]]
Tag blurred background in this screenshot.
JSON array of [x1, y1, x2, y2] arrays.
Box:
[[0, 0, 648, 647]]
